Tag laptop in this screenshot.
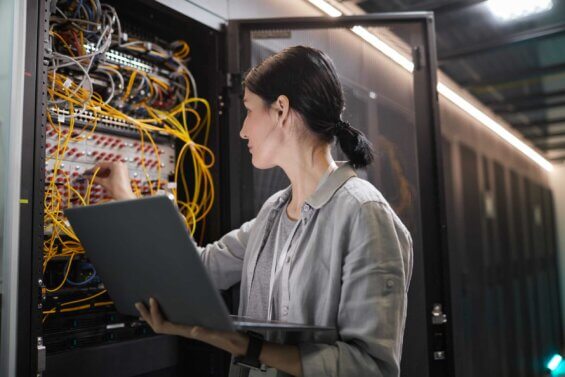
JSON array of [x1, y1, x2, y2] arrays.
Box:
[[64, 195, 333, 333]]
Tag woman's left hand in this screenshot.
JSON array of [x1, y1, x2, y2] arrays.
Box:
[[135, 297, 249, 357]]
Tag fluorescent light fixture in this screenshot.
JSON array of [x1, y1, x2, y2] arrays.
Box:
[[351, 26, 414, 72], [438, 83, 553, 171], [488, 0, 553, 20], [548, 354, 563, 371], [308, 0, 342, 17]]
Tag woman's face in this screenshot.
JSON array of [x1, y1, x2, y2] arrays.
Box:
[[240, 88, 286, 169]]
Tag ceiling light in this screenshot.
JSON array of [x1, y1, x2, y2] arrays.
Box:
[[307, 0, 342, 17], [487, 0, 553, 20]]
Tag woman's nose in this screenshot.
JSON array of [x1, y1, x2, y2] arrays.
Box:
[[239, 123, 248, 139]]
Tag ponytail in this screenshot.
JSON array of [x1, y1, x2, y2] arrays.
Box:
[[334, 120, 374, 169]]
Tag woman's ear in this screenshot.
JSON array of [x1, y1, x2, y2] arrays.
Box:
[[273, 95, 291, 127]]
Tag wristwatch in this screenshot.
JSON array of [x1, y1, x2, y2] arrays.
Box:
[[233, 331, 267, 371]]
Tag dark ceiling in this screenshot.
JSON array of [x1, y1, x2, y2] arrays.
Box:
[[357, 0, 565, 162]]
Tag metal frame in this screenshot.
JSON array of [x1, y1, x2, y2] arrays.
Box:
[[13, 0, 48, 375], [0, 0, 28, 376], [226, 13, 453, 377]]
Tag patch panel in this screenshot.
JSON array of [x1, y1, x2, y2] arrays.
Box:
[[48, 107, 170, 139], [85, 43, 156, 73], [44, 122, 175, 207]]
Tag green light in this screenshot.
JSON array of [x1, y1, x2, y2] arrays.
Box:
[[548, 354, 563, 371]]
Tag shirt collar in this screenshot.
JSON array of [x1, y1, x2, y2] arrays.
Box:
[[273, 162, 357, 211], [306, 161, 357, 209]]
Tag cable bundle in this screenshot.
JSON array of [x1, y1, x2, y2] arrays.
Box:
[[43, 0, 214, 319]]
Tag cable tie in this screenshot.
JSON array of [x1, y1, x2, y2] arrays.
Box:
[[63, 78, 72, 88]]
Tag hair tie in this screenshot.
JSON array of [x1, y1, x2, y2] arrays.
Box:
[[334, 120, 350, 135]]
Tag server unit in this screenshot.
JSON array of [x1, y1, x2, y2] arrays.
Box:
[[16, 2, 449, 376]]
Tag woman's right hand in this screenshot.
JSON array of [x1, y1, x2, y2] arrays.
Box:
[[86, 161, 136, 200]]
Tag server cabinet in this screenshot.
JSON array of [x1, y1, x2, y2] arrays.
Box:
[[11, 3, 450, 377], [18, 1, 228, 376]]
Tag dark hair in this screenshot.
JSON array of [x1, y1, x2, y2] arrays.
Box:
[[243, 45, 374, 169]]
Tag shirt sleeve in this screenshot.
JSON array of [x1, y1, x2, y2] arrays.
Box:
[[196, 218, 256, 290], [298, 201, 413, 377]]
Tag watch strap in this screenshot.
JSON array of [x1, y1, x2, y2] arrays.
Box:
[[233, 331, 266, 371]]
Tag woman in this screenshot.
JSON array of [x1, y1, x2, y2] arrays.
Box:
[[93, 45, 413, 377]]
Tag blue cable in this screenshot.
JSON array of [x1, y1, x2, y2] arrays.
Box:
[[66, 263, 97, 286], [73, 0, 84, 18]]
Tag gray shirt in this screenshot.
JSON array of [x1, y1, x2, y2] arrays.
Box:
[[197, 162, 413, 377], [246, 202, 297, 320]]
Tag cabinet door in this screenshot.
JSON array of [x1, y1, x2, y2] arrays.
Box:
[[225, 14, 449, 377]]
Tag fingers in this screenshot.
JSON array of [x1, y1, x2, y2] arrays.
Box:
[[84, 162, 116, 178], [84, 161, 110, 173], [95, 161, 115, 168], [135, 302, 152, 327], [84, 165, 109, 184], [135, 297, 168, 334], [149, 297, 165, 324], [82, 161, 133, 200], [135, 298, 207, 338], [91, 176, 103, 186]]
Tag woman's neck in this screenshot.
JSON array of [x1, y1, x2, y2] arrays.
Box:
[[278, 142, 336, 220]]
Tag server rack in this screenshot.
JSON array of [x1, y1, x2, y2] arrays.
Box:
[[441, 133, 563, 377], [14, 2, 449, 376]]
